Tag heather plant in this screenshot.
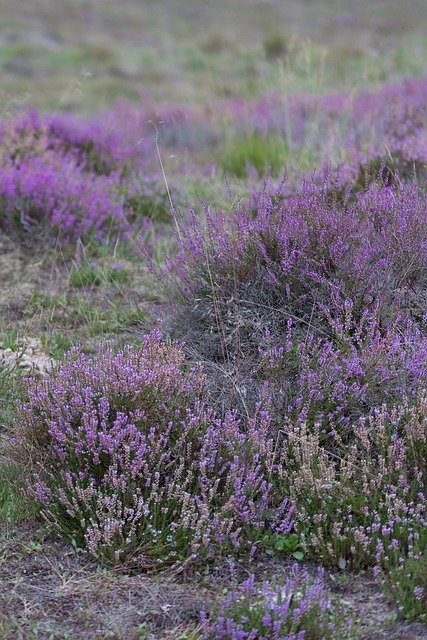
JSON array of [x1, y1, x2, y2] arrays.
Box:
[[0, 108, 171, 241], [277, 397, 426, 573], [0, 108, 140, 176], [222, 75, 427, 181], [162, 176, 427, 428], [380, 538, 427, 621], [15, 333, 294, 568], [200, 565, 348, 640], [0, 152, 127, 241], [157, 170, 427, 622], [332, 146, 427, 200], [44, 112, 136, 176]]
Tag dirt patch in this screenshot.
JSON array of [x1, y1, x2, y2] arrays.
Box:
[[1, 525, 426, 640], [0, 524, 207, 639]]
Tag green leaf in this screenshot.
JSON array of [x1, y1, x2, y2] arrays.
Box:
[[274, 537, 286, 551], [292, 551, 304, 561]]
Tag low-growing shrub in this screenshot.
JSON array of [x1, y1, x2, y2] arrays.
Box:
[[0, 108, 137, 176], [0, 109, 170, 242], [0, 152, 126, 241], [161, 176, 427, 429], [222, 75, 427, 177], [278, 397, 426, 573], [380, 543, 427, 621], [201, 565, 348, 640], [333, 148, 427, 200], [15, 332, 293, 568]]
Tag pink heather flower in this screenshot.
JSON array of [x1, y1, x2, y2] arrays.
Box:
[[17, 333, 294, 567]]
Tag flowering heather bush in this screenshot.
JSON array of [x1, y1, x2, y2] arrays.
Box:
[[0, 108, 142, 175], [0, 108, 171, 240], [45, 112, 136, 176], [163, 175, 427, 427], [201, 565, 347, 640], [223, 76, 427, 179], [0, 152, 126, 240], [331, 139, 427, 197], [159, 165, 427, 623], [381, 539, 427, 621], [278, 397, 426, 571], [15, 333, 293, 567]]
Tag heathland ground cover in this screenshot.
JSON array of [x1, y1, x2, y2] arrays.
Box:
[[0, 2, 426, 639]]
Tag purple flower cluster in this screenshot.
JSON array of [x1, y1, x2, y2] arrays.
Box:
[[278, 398, 426, 571], [0, 108, 169, 241], [0, 152, 126, 240], [163, 174, 427, 426], [201, 565, 343, 640], [4, 73, 427, 623], [0, 107, 147, 175], [223, 75, 427, 183], [17, 332, 293, 567]]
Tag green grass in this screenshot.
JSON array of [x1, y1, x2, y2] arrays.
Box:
[[0, 461, 36, 523], [25, 290, 147, 342], [68, 262, 130, 288], [0, 327, 19, 351], [219, 133, 290, 178], [219, 132, 317, 178], [68, 264, 103, 288]]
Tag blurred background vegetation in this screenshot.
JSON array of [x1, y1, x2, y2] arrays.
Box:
[[0, 0, 426, 114]]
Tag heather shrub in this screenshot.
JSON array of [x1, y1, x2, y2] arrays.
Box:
[[0, 108, 137, 176], [0, 152, 126, 241], [15, 333, 293, 568], [333, 147, 427, 201], [221, 76, 427, 181], [0, 108, 170, 241], [201, 565, 348, 640], [381, 541, 427, 621], [341, 81, 427, 167], [277, 397, 426, 573], [162, 176, 427, 429], [45, 112, 135, 176], [358, 150, 426, 189]]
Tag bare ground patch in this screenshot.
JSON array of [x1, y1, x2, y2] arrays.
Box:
[[1, 524, 426, 640]]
